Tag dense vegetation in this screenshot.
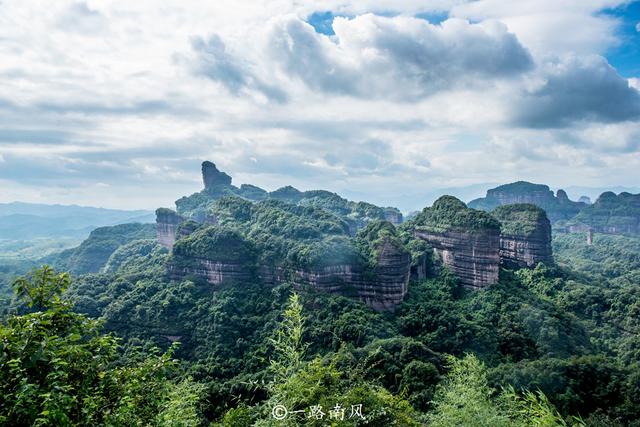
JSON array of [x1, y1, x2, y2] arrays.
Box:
[[1, 183, 640, 425], [43, 223, 156, 275], [174, 182, 401, 231], [409, 196, 501, 234], [567, 192, 640, 234], [492, 204, 549, 236]]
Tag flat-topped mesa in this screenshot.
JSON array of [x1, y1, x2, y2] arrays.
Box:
[[202, 161, 232, 190], [412, 196, 501, 289], [287, 235, 410, 311], [491, 204, 553, 269], [167, 226, 255, 284], [156, 208, 186, 249], [383, 207, 403, 225], [565, 191, 640, 236], [468, 181, 586, 223], [164, 195, 412, 310]]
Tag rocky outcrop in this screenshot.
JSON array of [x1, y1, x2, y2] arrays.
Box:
[[565, 192, 640, 236], [469, 181, 586, 223], [167, 222, 411, 310], [578, 196, 592, 205], [383, 208, 403, 225], [410, 196, 501, 289], [202, 161, 232, 190], [492, 204, 553, 269], [263, 238, 410, 310], [167, 258, 253, 284], [415, 229, 500, 289], [156, 208, 186, 249]]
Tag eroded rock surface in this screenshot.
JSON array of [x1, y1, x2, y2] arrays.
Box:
[[492, 204, 553, 269]]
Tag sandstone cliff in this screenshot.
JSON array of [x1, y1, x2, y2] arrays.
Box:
[[564, 191, 640, 236], [164, 199, 412, 310], [202, 161, 232, 190], [491, 204, 553, 269], [411, 196, 501, 289], [469, 181, 586, 223], [155, 208, 186, 249]]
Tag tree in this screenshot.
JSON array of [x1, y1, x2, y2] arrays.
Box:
[[427, 354, 580, 427], [0, 266, 205, 426]]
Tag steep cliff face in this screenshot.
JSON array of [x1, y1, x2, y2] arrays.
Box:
[[261, 237, 410, 310], [492, 204, 553, 269], [565, 192, 640, 236], [383, 208, 403, 225], [469, 181, 586, 222], [156, 208, 186, 249], [411, 196, 501, 289], [164, 206, 411, 310], [202, 161, 232, 190], [167, 258, 253, 284], [415, 229, 500, 289]]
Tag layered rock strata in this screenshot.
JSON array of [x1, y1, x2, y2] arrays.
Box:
[[565, 192, 640, 236], [415, 229, 500, 289], [492, 204, 553, 269], [168, 235, 411, 311], [167, 259, 253, 284], [410, 196, 502, 289], [156, 208, 186, 249]]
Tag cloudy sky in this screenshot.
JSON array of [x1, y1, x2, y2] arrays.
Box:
[[1, 0, 639, 212]]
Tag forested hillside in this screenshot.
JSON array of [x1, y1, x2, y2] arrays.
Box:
[[2, 169, 639, 425]]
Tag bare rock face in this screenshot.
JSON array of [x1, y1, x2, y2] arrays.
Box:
[[168, 225, 411, 310], [468, 181, 586, 223], [383, 208, 403, 225], [156, 208, 186, 249], [167, 258, 253, 284], [415, 229, 500, 289], [285, 238, 410, 310], [411, 196, 502, 289], [202, 161, 232, 190], [492, 204, 553, 269]]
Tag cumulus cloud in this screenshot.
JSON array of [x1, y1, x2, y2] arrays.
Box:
[[187, 34, 287, 102], [56, 2, 107, 35], [0, 1, 638, 210], [265, 14, 533, 100], [512, 55, 640, 127]]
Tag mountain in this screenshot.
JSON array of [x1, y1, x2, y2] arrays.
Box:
[[468, 181, 587, 222], [564, 191, 640, 236], [0, 202, 154, 241], [2, 162, 640, 425]]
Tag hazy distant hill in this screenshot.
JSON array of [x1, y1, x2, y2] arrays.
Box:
[[0, 202, 154, 240]]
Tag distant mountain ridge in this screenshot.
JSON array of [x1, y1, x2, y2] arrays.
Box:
[[0, 202, 154, 240]]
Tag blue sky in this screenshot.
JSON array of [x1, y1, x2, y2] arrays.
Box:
[[603, 1, 640, 77], [0, 1, 639, 212]]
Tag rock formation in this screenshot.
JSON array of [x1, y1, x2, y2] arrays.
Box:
[[281, 238, 410, 310], [491, 204, 553, 269], [469, 181, 586, 223], [383, 208, 403, 225], [411, 196, 501, 289], [164, 202, 412, 310], [156, 208, 186, 249], [565, 191, 640, 236], [202, 161, 232, 190], [578, 196, 592, 205]]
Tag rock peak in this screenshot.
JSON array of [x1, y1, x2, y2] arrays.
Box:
[[202, 161, 232, 190]]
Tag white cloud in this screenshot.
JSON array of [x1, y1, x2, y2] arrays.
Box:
[[260, 14, 532, 100], [0, 1, 638, 210]]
